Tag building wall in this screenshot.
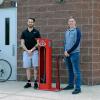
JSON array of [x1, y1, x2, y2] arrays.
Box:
[[92, 0, 100, 85], [16, 0, 100, 85], [18, 0, 94, 85], [0, 0, 12, 8]]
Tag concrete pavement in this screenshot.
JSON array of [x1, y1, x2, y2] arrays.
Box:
[[0, 81, 99, 100]]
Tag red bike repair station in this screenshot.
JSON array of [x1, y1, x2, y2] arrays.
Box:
[[38, 38, 62, 91]]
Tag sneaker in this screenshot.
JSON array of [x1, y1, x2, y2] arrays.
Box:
[[72, 89, 81, 94], [63, 85, 74, 90], [34, 82, 38, 89], [24, 83, 31, 88]]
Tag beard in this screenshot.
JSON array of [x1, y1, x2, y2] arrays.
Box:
[[28, 24, 34, 28]]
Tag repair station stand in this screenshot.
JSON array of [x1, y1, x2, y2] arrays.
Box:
[[38, 38, 61, 91]]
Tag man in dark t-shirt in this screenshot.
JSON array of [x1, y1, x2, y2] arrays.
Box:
[[20, 18, 41, 89]]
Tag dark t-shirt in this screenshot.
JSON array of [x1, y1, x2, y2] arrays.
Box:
[[20, 28, 41, 50]]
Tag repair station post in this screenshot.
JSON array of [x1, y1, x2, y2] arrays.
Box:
[[38, 38, 61, 91]]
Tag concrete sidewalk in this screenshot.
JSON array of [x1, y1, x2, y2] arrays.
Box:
[[0, 81, 99, 100]]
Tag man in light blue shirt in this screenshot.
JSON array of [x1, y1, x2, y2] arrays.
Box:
[[63, 17, 81, 94]]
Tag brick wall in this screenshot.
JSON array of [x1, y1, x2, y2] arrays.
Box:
[[0, 0, 100, 85], [18, 0, 94, 84], [17, 0, 100, 85], [1, 0, 99, 85], [92, 0, 100, 85]]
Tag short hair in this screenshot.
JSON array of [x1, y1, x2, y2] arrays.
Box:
[[28, 18, 35, 22], [68, 16, 76, 21]]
